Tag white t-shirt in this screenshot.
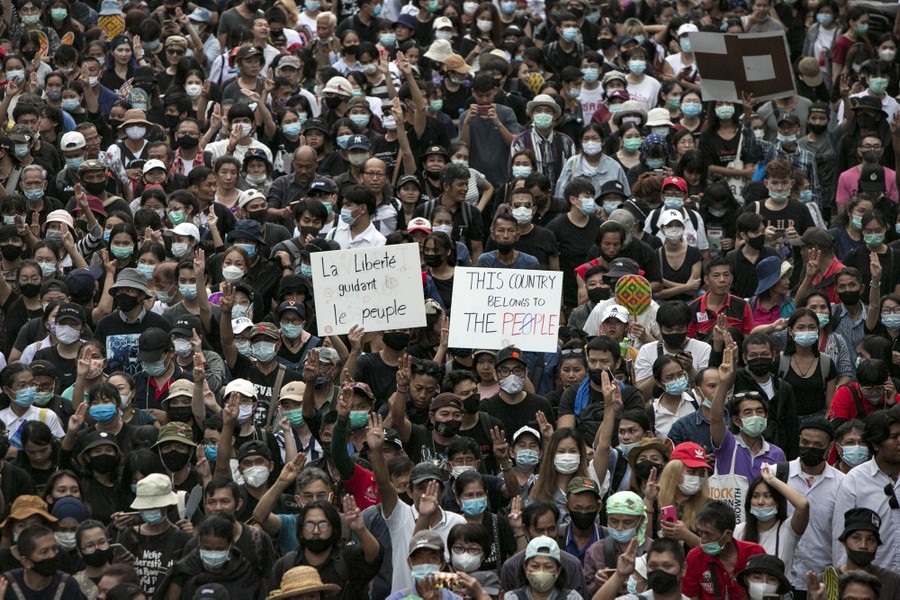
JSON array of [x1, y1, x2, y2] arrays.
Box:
[[627, 76, 662, 113], [382, 503, 467, 593], [734, 518, 798, 574], [634, 339, 711, 383], [579, 84, 604, 124]]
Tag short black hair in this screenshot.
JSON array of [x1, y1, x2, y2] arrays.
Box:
[[656, 301, 691, 329], [647, 537, 685, 565], [864, 410, 900, 455], [522, 501, 560, 528], [586, 335, 620, 359], [857, 358, 889, 387], [564, 178, 595, 203], [696, 499, 736, 533], [703, 256, 731, 277], [471, 73, 497, 94], [443, 369, 477, 392], [341, 184, 376, 215]]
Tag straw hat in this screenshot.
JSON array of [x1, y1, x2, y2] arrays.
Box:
[[267, 566, 341, 599]]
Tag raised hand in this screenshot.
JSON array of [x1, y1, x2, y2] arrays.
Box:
[[395, 354, 411, 390], [490, 426, 508, 461], [192, 350, 205, 381], [536, 410, 553, 441], [366, 412, 384, 451], [337, 383, 353, 419], [507, 495, 523, 531], [643, 466, 660, 503], [303, 347, 320, 382], [69, 401, 88, 431], [219, 281, 234, 312], [600, 369, 622, 409], [806, 246, 821, 277], [806, 571, 826, 600], [418, 479, 440, 516], [193, 247, 206, 278], [615, 538, 639, 578], [276, 451, 307, 486], [348, 324, 364, 352], [222, 392, 239, 426], [342, 494, 365, 531], [209, 103, 222, 131], [870, 251, 882, 283], [438, 314, 449, 348], [75, 344, 93, 379], [718, 345, 734, 382]]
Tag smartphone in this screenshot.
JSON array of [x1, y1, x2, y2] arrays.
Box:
[[653, 168, 664, 177], [476, 104, 491, 117], [660, 505, 677, 523]]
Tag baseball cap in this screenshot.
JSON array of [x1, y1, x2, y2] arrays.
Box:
[[512, 425, 540, 443], [55, 302, 85, 324], [410, 462, 445, 485], [408, 530, 444, 555], [317, 347, 340, 365], [232, 316, 254, 334], [347, 134, 370, 151], [237, 440, 272, 462], [309, 177, 338, 194], [406, 217, 431, 234], [659, 209, 685, 227], [397, 174, 421, 190], [606, 257, 640, 279], [669, 442, 713, 470], [277, 300, 306, 319], [601, 305, 629, 324], [777, 112, 801, 128], [224, 378, 258, 400], [154, 421, 196, 447], [859, 163, 886, 192], [60, 131, 86, 151], [137, 328, 172, 362], [566, 476, 601, 497], [169, 223, 201, 241], [495, 346, 526, 367], [525, 536, 561, 563], [661, 176, 688, 193]]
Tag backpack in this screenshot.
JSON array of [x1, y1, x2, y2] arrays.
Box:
[[648, 207, 700, 236], [776, 352, 832, 388]]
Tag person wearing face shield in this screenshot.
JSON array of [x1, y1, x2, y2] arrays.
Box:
[[478, 347, 555, 441]]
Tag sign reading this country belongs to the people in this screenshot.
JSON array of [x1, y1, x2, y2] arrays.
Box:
[[312, 243, 427, 335], [690, 31, 797, 103], [449, 267, 562, 353]]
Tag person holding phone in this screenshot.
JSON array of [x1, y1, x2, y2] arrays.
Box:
[[656, 442, 712, 550]]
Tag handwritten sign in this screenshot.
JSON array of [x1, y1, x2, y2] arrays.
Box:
[[448, 267, 562, 353], [312, 243, 426, 335]]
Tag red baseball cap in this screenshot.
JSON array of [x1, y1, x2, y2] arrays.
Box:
[[661, 176, 687, 193], [670, 442, 712, 470]]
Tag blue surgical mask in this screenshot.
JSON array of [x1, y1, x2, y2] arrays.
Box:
[[179, 284, 198, 300], [252, 341, 277, 362], [410, 563, 440, 581], [300, 264, 313, 278], [608, 527, 636, 542], [628, 60, 646, 75], [663, 197, 684, 210], [869, 77, 889, 93], [740, 416, 768, 437], [702, 538, 724, 556], [882, 315, 900, 329], [283, 122, 302, 137], [236, 340, 253, 356], [841, 445, 869, 467], [816, 13, 833, 25], [777, 133, 797, 145], [682, 102, 702, 117], [799, 190, 814, 203], [626, 577, 639, 595], [89, 404, 117, 423], [66, 156, 85, 170], [512, 166, 532, 179], [200, 548, 230, 569], [24, 188, 43, 201], [336, 134, 351, 149], [140, 509, 165, 525], [664, 377, 689, 395], [646, 158, 665, 169], [143, 360, 167, 376], [561, 27, 579, 42], [750, 506, 778, 521], [13, 386, 36, 408], [461, 497, 488, 516], [281, 322, 303, 339], [618, 441, 639, 457], [579, 197, 595, 215], [715, 105, 735, 120], [205, 445, 218, 462], [516, 449, 539, 466], [136, 264, 155, 279], [340, 207, 358, 224], [61, 98, 81, 111], [582, 68, 599, 83]]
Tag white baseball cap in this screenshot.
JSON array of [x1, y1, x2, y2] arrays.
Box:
[[602, 305, 629, 324], [659, 209, 685, 227]]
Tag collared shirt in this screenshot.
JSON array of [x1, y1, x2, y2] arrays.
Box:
[[511, 126, 576, 188], [0, 405, 65, 439], [682, 538, 765, 600], [172, 147, 207, 176], [785, 458, 845, 589], [833, 302, 867, 356], [713, 429, 786, 482], [327, 221, 387, 249], [554, 153, 631, 205], [833, 458, 900, 572], [120, 307, 147, 324], [563, 522, 602, 564], [756, 141, 822, 205], [266, 173, 311, 210], [652, 392, 699, 441], [687, 293, 755, 338]]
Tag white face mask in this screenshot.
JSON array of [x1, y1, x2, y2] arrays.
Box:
[[222, 266, 245, 282], [678, 474, 702, 495], [664, 226, 684, 242], [451, 550, 483, 573], [54, 531, 77, 550], [554, 453, 580, 474], [237, 404, 254, 423], [748, 581, 779, 600], [242, 465, 270, 487]]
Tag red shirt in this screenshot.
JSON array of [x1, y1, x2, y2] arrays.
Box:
[[682, 539, 765, 600], [343, 463, 380, 510], [811, 257, 844, 305], [687, 293, 755, 338], [829, 382, 899, 421]]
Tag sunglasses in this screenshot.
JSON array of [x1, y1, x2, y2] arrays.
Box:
[[560, 348, 584, 357], [886, 483, 899, 510]]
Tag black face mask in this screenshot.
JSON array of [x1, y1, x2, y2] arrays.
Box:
[[324, 96, 342, 109], [647, 570, 680, 595], [342, 45, 358, 57], [304, 537, 332, 554], [167, 407, 193, 424], [117, 294, 140, 312], [319, 441, 331, 455], [161, 449, 191, 472], [587, 287, 610, 303], [424, 254, 444, 268], [746, 234, 766, 251], [634, 460, 661, 482], [568, 509, 598, 530], [838, 290, 861, 306], [248, 209, 268, 223], [108, 119, 123, 131], [799, 446, 826, 467], [848, 549, 876, 567], [19, 283, 40, 298], [399, 491, 413, 505], [570, 7, 584, 18], [496, 242, 514, 254], [661, 332, 686, 349], [89, 454, 118, 474], [164, 114, 180, 130], [746, 357, 773, 377], [862, 150, 882, 163], [83, 180, 106, 196], [22, 50, 36, 61], [177, 135, 200, 150], [598, 38, 614, 50], [425, 169, 441, 180], [434, 419, 461, 437], [0, 245, 22, 261], [31, 554, 62, 577], [809, 123, 828, 135], [81, 546, 112, 568], [383, 332, 409, 350], [463, 393, 481, 414], [588, 369, 605, 385]]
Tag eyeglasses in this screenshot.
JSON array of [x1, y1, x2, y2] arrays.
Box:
[[885, 483, 899, 510], [81, 540, 110, 553], [497, 366, 525, 377], [882, 307, 900, 315], [861, 144, 883, 151], [167, 48, 185, 56], [303, 520, 333, 532], [452, 545, 484, 556], [364, 171, 386, 178]]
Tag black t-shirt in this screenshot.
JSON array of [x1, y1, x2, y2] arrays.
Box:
[[79, 477, 122, 525], [558, 382, 644, 441], [546, 213, 603, 306], [726, 246, 777, 299], [744, 199, 815, 234], [32, 346, 77, 393], [117, 525, 191, 596], [353, 352, 399, 406], [843, 245, 900, 298], [486, 225, 560, 266], [782, 357, 836, 417], [231, 355, 303, 426], [3, 297, 44, 356], [618, 238, 663, 283], [459, 411, 505, 475], [432, 274, 454, 312], [478, 393, 556, 444]]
